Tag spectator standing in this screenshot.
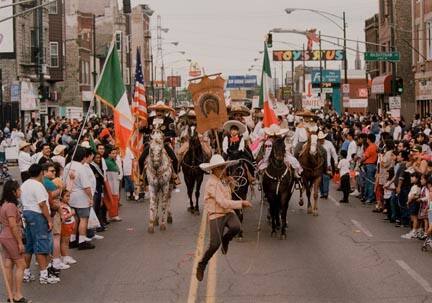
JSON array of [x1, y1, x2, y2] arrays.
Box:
[[362, 134, 378, 204], [21, 164, 58, 284], [105, 147, 122, 222], [338, 150, 350, 203], [18, 142, 33, 182], [0, 180, 29, 302], [123, 147, 137, 201], [319, 131, 338, 199], [90, 153, 107, 230], [52, 145, 67, 168]]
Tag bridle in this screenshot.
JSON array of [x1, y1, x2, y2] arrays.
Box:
[[265, 157, 290, 195]]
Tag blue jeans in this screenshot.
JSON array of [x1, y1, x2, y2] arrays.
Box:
[[364, 164, 376, 202], [398, 187, 411, 226], [320, 173, 330, 196], [23, 210, 53, 255], [124, 176, 134, 194], [390, 192, 400, 222]]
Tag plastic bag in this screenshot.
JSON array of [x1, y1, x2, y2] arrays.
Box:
[[88, 208, 101, 229]]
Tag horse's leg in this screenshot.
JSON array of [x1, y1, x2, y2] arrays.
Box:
[[267, 192, 277, 237], [154, 187, 160, 226], [313, 177, 321, 216], [159, 185, 170, 230], [194, 173, 204, 215], [184, 171, 195, 213], [304, 178, 312, 214], [148, 185, 156, 233], [280, 192, 289, 240]]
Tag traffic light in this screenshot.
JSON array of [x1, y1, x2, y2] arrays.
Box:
[[266, 33, 272, 48], [123, 0, 131, 14], [392, 77, 404, 95], [38, 86, 50, 100]]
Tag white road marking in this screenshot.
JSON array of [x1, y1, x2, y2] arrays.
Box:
[[206, 253, 218, 303], [329, 195, 341, 207], [396, 260, 432, 293], [350, 219, 373, 237], [187, 209, 208, 303]]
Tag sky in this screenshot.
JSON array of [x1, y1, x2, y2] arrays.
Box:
[[130, 0, 378, 84]]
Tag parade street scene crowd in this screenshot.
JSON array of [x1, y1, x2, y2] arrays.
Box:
[[4, 0, 432, 302]]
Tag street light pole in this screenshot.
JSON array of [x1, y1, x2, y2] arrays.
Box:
[[92, 14, 101, 117]]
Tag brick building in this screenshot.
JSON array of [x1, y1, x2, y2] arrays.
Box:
[[364, 14, 380, 113], [368, 0, 415, 120], [412, 0, 432, 117]]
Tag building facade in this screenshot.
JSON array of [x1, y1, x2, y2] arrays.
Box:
[[369, 0, 415, 120], [412, 0, 432, 117]]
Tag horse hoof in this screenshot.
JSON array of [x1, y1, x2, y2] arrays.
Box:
[[167, 216, 173, 224], [160, 224, 166, 231], [271, 231, 277, 238], [194, 210, 200, 216], [154, 217, 159, 226], [187, 207, 194, 213], [307, 207, 313, 214], [147, 226, 154, 234], [299, 200, 304, 206]]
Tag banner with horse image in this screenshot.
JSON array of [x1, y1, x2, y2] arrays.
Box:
[[187, 74, 228, 134]]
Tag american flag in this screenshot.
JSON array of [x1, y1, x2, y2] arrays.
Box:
[[130, 48, 146, 159], [132, 48, 147, 119]]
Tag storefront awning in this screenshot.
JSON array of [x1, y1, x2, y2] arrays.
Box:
[[371, 75, 392, 95]]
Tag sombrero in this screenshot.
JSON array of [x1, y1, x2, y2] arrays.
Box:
[[199, 154, 238, 173], [296, 109, 316, 118], [275, 102, 289, 116], [19, 141, 31, 150], [148, 101, 175, 112], [230, 105, 250, 117], [223, 120, 247, 134], [53, 144, 67, 155], [188, 110, 196, 117], [263, 124, 289, 137]]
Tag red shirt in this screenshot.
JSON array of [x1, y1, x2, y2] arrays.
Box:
[[363, 143, 378, 165]]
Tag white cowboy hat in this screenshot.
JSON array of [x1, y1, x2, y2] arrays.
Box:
[[19, 141, 31, 150], [263, 124, 289, 137], [80, 141, 91, 149], [229, 105, 250, 117], [199, 154, 238, 173], [178, 109, 187, 117], [53, 144, 67, 155], [317, 131, 328, 140], [188, 110, 196, 117], [223, 120, 247, 134]]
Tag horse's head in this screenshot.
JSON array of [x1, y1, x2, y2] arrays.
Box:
[[271, 138, 286, 165], [188, 126, 200, 148], [149, 130, 164, 169], [309, 134, 318, 156]]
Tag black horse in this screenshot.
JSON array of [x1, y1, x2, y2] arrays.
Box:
[[262, 138, 295, 239], [181, 127, 207, 215]]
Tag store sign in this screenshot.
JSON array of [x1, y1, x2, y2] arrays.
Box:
[[0, 0, 14, 54], [302, 95, 324, 110], [10, 82, 20, 102], [20, 81, 38, 111], [189, 62, 201, 77], [167, 76, 181, 88], [311, 69, 341, 84], [417, 80, 432, 100], [347, 99, 368, 108], [389, 96, 401, 109], [273, 49, 345, 61], [226, 75, 257, 89], [358, 88, 368, 98]]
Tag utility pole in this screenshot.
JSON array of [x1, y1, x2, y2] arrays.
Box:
[[37, 0, 45, 126], [389, 0, 397, 96], [319, 31, 323, 94], [0, 69, 3, 128], [92, 14, 101, 117], [156, 15, 163, 101], [281, 62, 284, 100], [302, 44, 306, 93], [343, 11, 348, 84]]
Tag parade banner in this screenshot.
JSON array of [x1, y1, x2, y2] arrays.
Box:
[[0, 0, 14, 54], [188, 75, 228, 134], [273, 49, 345, 61]]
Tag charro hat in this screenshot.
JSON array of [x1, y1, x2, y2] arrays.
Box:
[[263, 124, 289, 137], [199, 154, 238, 173], [148, 101, 175, 113], [230, 105, 250, 117], [223, 120, 247, 134]]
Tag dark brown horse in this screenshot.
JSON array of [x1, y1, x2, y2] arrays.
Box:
[[181, 126, 207, 215], [297, 134, 326, 216], [262, 138, 295, 239]]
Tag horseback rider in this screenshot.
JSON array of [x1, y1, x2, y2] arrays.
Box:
[[140, 101, 179, 184], [222, 120, 255, 240], [177, 109, 212, 166]]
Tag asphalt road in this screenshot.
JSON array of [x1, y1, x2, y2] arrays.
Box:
[[1, 166, 432, 303]]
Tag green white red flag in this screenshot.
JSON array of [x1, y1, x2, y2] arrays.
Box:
[[95, 42, 133, 155], [259, 43, 279, 127]]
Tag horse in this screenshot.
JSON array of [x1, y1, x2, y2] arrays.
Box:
[[262, 138, 295, 239], [145, 130, 173, 233], [181, 126, 207, 215], [297, 134, 326, 216]]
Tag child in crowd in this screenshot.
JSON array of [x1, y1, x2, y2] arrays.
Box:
[[60, 190, 77, 265], [423, 176, 432, 250], [383, 168, 395, 222], [418, 174, 430, 240], [338, 150, 350, 203], [402, 172, 421, 239]]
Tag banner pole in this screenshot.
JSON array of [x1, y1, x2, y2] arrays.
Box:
[[213, 129, 221, 155]]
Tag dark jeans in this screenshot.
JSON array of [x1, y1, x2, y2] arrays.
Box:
[[199, 213, 241, 266], [397, 187, 411, 226], [364, 164, 377, 202], [390, 192, 400, 222], [340, 173, 350, 202], [320, 173, 331, 197], [93, 190, 106, 226]]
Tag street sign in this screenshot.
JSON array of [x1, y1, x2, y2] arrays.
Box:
[[389, 96, 401, 109], [342, 84, 350, 94], [364, 52, 400, 62]]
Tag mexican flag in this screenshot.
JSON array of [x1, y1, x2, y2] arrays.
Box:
[[95, 42, 133, 155], [259, 43, 279, 127]]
